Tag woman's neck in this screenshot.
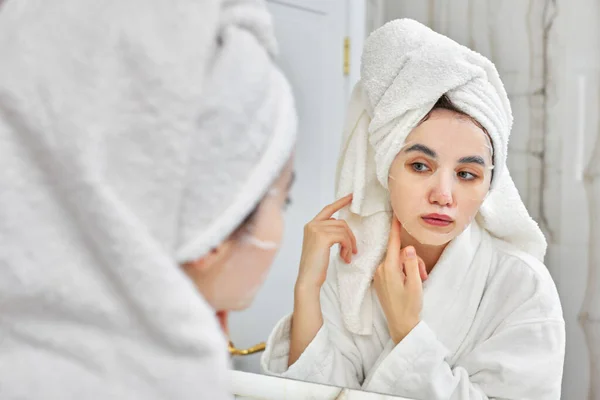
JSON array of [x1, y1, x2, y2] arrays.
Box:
[[400, 228, 448, 274]]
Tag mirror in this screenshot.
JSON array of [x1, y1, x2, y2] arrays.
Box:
[[228, 0, 600, 399]]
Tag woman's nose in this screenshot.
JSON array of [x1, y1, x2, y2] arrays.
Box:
[[429, 173, 454, 206]]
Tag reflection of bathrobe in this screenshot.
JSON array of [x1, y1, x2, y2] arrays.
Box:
[[261, 222, 565, 399]]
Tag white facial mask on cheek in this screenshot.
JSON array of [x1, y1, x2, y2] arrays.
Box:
[[229, 268, 270, 309], [240, 234, 278, 250], [207, 234, 277, 311], [388, 142, 494, 246], [390, 173, 493, 245], [239, 187, 281, 250], [210, 186, 282, 310]]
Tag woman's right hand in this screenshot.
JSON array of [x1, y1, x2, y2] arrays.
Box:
[[295, 193, 357, 293]]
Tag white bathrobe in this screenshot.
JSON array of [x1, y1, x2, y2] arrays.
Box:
[[262, 222, 565, 399]]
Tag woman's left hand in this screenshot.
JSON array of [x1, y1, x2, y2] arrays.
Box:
[[373, 217, 427, 344]]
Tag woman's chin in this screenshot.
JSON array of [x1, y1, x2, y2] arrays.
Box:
[[417, 236, 453, 247], [409, 227, 456, 247], [227, 296, 255, 312]]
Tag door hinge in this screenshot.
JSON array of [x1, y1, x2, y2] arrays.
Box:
[[343, 36, 350, 76]]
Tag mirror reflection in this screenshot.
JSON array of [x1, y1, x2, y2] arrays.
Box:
[[229, 1, 599, 400]]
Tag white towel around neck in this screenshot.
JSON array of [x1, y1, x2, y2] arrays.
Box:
[[334, 18, 546, 336]]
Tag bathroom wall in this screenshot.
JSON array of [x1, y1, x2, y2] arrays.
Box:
[[374, 1, 600, 398]]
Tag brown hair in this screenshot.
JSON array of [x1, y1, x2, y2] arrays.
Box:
[[419, 95, 487, 133]]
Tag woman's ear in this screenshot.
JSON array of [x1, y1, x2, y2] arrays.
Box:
[[182, 239, 236, 276]]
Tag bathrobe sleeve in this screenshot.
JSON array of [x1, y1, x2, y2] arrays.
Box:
[[260, 279, 364, 389], [364, 290, 565, 399]]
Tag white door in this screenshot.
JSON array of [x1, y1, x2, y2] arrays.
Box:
[[230, 0, 352, 374]]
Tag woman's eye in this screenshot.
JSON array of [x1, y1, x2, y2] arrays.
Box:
[[411, 162, 430, 172], [458, 171, 477, 181], [284, 197, 292, 209]]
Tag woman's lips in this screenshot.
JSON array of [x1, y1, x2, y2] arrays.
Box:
[[421, 214, 454, 227]]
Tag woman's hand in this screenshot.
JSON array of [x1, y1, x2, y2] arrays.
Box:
[[373, 217, 427, 344], [295, 193, 357, 294], [289, 194, 356, 367]]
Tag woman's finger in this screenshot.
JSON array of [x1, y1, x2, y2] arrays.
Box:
[[400, 250, 426, 282], [340, 246, 350, 263], [386, 217, 402, 266], [403, 246, 421, 290], [321, 226, 355, 252], [326, 233, 352, 257], [321, 219, 358, 254], [314, 193, 353, 221], [321, 226, 354, 241], [418, 257, 428, 281]]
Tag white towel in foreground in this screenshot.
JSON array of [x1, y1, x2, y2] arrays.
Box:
[[334, 18, 547, 335], [0, 0, 295, 399]]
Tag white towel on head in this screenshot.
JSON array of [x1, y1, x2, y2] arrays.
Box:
[[334, 18, 546, 336], [0, 0, 295, 398]]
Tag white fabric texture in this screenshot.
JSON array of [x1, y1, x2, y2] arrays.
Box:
[[333, 18, 547, 336], [262, 222, 565, 399], [0, 0, 295, 399]]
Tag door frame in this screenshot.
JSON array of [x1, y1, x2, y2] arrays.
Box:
[[266, 0, 366, 100], [347, 0, 366, 95]]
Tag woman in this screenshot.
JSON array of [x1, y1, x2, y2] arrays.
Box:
[[261, 19, 565, 399], [0, 0, 295, 399]]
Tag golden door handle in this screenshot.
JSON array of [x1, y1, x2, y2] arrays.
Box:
[[228, 340, 266, 356]]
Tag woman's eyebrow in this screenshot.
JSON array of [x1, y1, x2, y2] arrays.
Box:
[[458, 155, 486, 166], [403, 143, 436, 158], [404, 144, 487, 166]]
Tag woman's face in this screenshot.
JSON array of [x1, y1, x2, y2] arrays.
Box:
[[183, 157, 294, 312], [388, 109, 493, 246]]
